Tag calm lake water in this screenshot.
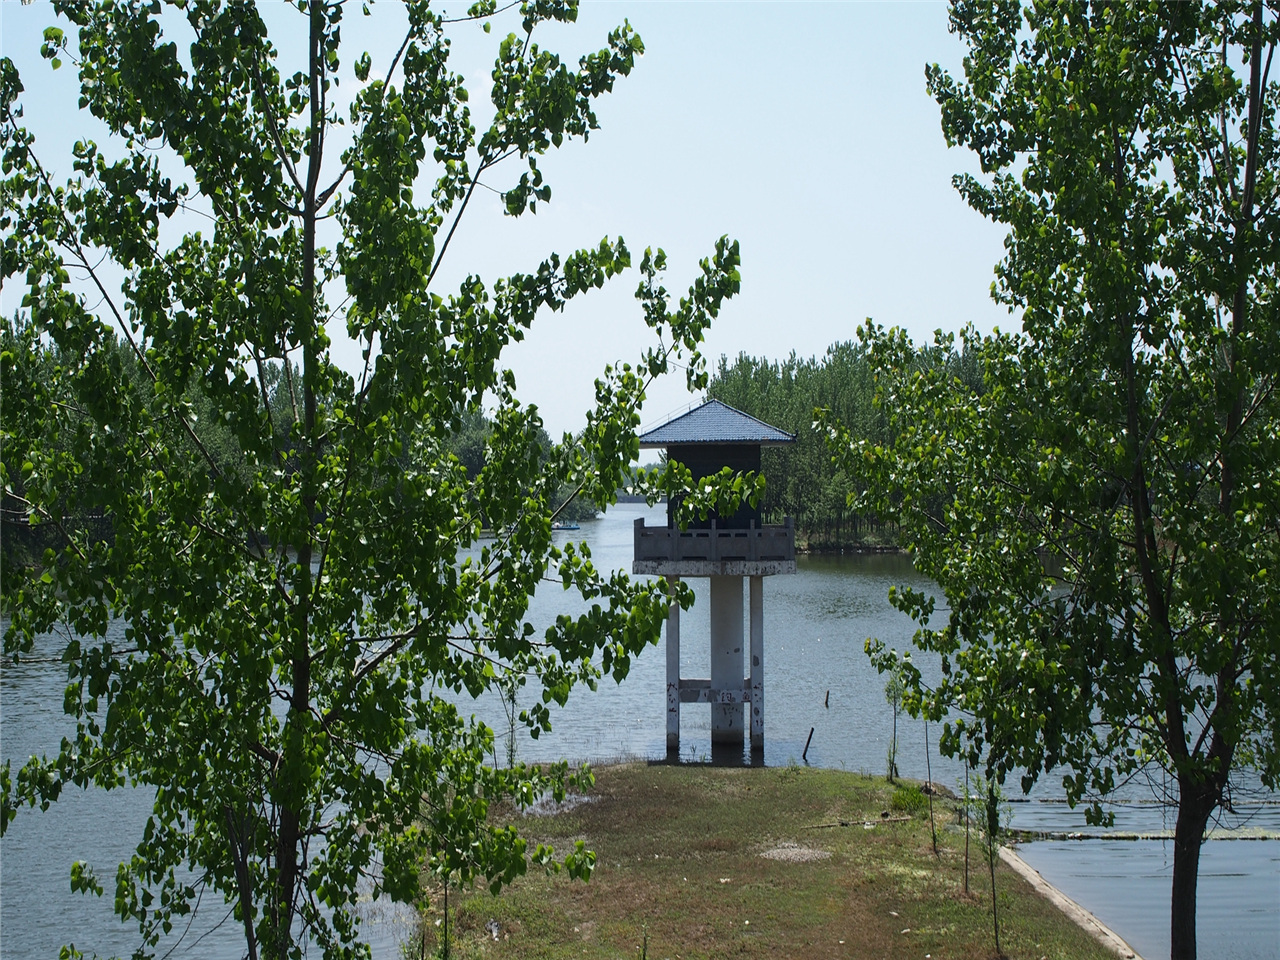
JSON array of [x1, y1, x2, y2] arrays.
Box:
[[1015, 839, 1280, 960], [3, 503, 1276, 958]]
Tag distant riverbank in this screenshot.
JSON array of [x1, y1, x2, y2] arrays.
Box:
[[797, 540, 902, 555]]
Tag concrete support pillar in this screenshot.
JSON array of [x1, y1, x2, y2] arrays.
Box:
[[666, 576, 680, 751], [749, 575, 763, 752], [710, 575, 744, 743]]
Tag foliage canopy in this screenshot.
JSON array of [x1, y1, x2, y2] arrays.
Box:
[[1, 2, 740, 957], [827, 3, 1279, 958]]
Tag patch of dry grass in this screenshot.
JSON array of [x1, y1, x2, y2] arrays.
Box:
[[412, 763, 1119, 960]]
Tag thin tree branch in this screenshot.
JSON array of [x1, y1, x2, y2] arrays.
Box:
[[441, 1, 520, 24]]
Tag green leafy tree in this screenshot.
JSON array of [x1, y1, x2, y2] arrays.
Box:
[[883, 663, 904, 782], [956, 769, 1011, 956], [0, 3, 740, 958], [450, 407, 493, 482], [551, 478, 601, 523], [708, 341, 983, 547], [708, 342, 883, 545], [448, 410, 599, 522], [828, 3, 1280, 958]]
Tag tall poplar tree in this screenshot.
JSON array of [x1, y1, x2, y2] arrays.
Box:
[[1, 2, 739, 957], [830, 3, 1280, 958]]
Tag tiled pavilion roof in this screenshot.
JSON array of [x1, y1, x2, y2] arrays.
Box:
[[638, 399, 796, 447]]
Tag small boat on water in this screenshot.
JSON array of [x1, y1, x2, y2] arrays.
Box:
[[551, 521, 580, 531]]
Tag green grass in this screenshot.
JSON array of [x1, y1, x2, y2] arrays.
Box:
[[890, 782, 928, 814], [410, 763, 1119, 960]]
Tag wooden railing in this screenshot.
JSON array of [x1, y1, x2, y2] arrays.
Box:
[[633, 517, 795, 563]]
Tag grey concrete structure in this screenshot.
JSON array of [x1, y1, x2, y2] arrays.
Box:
[[632, 400, 796, 755]]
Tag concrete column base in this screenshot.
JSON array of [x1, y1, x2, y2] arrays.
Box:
[[710, 575, 744, 743], [750, 575, 763, 752]]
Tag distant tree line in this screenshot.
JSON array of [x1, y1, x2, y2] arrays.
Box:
[[6, 323, 996, 566], [448, 406, 600, 524], [2, 320, 596, 573], [706, 340, 982, 549], [2, 317, 271, 569]]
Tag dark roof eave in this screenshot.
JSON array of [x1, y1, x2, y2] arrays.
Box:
[[638, 438, 796, 449]]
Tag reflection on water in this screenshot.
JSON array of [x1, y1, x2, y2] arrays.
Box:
[[3, 503, 1276, 959]]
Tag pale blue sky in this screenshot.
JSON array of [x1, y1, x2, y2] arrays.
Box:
[[2, 1, 1011, 436]]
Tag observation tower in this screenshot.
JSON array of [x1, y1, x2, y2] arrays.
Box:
[[631, 400, 796, 755]]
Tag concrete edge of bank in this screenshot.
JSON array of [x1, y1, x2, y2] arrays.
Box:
[[999, 845, 1145, 960]]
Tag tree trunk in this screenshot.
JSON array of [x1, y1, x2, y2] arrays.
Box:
[[269, 1, 325, 953], [987, 782, 1001, 957], [925, 719, 937, 857], [1170, 782, 1214, 960], [889, 704, 898, 782], [963, 765, 970, 896]]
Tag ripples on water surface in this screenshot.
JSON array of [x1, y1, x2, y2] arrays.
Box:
[[3, 503, 1276, 957]]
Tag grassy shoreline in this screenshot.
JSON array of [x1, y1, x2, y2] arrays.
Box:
[[414, 763, 1120, 960]]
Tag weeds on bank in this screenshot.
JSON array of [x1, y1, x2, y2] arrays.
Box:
[[412, 763, 1114, 960]]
